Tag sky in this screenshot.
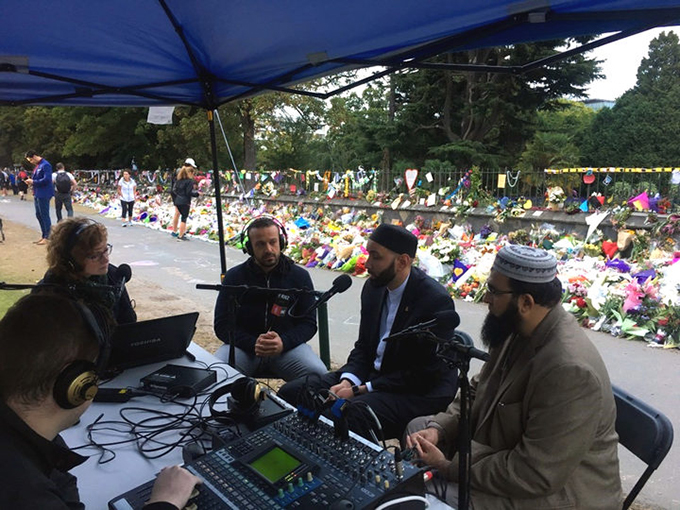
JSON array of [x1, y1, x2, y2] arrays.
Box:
[[585, 26, 680, 100]]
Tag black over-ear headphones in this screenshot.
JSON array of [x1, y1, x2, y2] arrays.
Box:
[[208, 377, 264, 423], [64, 219, 99, 272], [52, 300, 110, 409], [240, 216, 288, 256]]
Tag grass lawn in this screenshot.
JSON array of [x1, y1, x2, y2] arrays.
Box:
[[0, 286, 28, 317]]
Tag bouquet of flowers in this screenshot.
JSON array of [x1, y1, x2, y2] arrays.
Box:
[[546, 186, 565, 204]]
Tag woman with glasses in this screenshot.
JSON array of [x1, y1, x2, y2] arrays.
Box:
[[39, 217, 137, 324]]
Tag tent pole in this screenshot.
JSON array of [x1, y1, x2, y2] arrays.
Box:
[[207, 109, 227, 279]]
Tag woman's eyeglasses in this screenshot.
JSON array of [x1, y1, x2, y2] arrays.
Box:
[[86, 244, 112, 261]]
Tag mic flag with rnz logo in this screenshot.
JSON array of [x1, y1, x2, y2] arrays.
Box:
[[270, 293, 292, 317]]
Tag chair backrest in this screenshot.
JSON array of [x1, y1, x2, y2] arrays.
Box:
[[612, 384, 674, 510]]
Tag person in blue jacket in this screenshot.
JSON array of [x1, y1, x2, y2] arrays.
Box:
[[25, 149, 54, 245], [213, 216, 327, 381]]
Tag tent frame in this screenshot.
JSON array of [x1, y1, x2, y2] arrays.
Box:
[[2, 3, 679, 277]]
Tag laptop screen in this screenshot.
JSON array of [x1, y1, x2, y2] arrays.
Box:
[[106, 312, 199, 371]]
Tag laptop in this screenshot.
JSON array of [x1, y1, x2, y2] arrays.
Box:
[[105, 312, 200, 372]]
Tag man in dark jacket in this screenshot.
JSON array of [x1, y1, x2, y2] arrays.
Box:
[[214, 217, 327, 381], [0, 293, 200, 509], [278, 224, 459, 440]]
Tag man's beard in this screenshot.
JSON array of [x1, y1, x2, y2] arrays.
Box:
[[368, 261, 397, 288], [256, 252, 279, 269], [481, 300, 520, 349]]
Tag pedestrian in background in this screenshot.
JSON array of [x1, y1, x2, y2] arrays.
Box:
[[117, 169, 136, 227], [24, 150, 53, 245], [170, 158, 199, 241], [52, 162, 77, 222], [0, 168, 9, 197], [9, 169, 18, 195], [17, 168, 28, 200]]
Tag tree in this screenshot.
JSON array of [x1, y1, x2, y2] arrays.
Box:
[[519, 100, 595, 171], [636, 31, 680, 94], [388, 40, 601, 167], [582, 31, 680, 167]]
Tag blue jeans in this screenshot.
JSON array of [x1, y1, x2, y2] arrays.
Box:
[[34, 196, 52, 239], [215, 343, 327, 382], [54, 192, 74, 221]]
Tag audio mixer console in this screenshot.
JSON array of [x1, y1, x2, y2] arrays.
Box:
[[109, 413, 425, 509]]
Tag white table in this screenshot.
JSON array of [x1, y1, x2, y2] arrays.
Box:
[[62, 343, 455, 510], [61, 342, 239, 509]]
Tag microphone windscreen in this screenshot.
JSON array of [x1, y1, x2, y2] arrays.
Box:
[[332, 274, 352, 293], [116, 263, 132, 283], [434, 309, 461, 330]]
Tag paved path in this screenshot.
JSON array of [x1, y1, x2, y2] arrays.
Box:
[[1, 196, 678, 508]]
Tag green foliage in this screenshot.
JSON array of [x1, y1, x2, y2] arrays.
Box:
[[0, 41, 601, 174], [636, 31, 680, 94], [582, 31, 680, 168], [518, 100, 595, 173], [0, 105, 244, 170]]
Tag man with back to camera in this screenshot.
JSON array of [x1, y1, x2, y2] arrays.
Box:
[[278, 223, 460, 440], [0, 293, 201, 509], [213, 216, 327, 381], [405, 244, 622, 509], [52, 162, 77, 222], [25, 149, 54, 245]]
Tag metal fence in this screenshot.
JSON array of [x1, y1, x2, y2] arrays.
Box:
[[73, 167, 680, 209]]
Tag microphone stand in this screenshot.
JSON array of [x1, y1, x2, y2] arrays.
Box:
[[0, 282, 38, 290], [436, 333, 483, 510]]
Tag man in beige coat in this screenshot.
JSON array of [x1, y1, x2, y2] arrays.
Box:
[[406, 244, 622, 509]]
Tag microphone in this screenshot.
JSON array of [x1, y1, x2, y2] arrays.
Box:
[[386, 310, 460, 340], [433, 332, 490, 362], [305, 274, 352, 314], [270, 293, 292, 318], [114, 264, 132, 297], [394, 446, 404, 480], [116, 264, 132, 284], [330, 398, 349, 440]]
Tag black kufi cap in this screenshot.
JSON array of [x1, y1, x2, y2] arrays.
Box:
[[369, 224, 417, 257]]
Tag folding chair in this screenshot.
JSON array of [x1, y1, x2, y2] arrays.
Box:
[[612, 384, 674, 510]]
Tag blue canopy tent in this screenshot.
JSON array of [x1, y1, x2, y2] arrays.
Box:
[[2, 0, 680, 275]]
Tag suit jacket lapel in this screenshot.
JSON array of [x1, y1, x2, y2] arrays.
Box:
[[389, 271, 416, 334]]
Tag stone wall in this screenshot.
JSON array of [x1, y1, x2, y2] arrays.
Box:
[[230, 193, 653, 240]]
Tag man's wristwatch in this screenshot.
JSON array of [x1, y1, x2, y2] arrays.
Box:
[[351, 385, 361, 396]]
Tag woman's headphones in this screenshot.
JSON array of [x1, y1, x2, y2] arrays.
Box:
[[52, 300, 111, 409], [208, 377, 264, 422], [64, 219, 100, 272], [240, 216, 288, 256]]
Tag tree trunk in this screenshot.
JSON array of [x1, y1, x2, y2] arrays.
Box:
[[381, 75, 397, 189], [240, 100, 256, 170]]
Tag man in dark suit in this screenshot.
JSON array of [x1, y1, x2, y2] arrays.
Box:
[[278, 224, 459, 440]]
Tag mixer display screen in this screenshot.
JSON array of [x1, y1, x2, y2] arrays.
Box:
[[249, 445, 302, 483]]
